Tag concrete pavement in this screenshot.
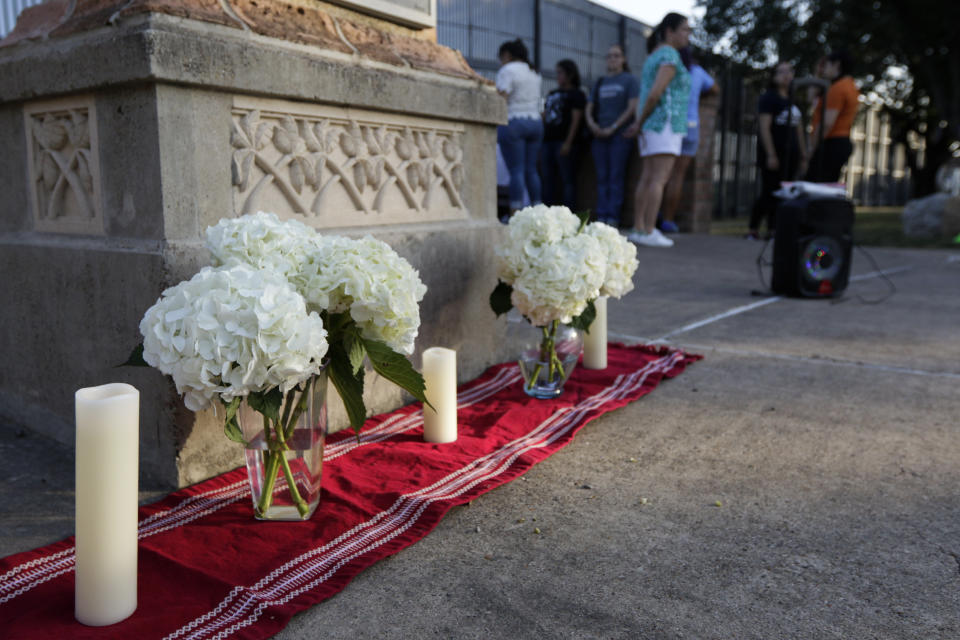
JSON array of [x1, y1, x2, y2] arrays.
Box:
[[2, 234, 959, 638]]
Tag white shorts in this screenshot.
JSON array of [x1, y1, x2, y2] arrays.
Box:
[[638, 121, 683, 157]]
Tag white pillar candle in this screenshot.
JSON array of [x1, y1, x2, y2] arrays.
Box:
[[422, 347, 457, 443], [582, 296, 608, 370], [75, 383, 139, 627]]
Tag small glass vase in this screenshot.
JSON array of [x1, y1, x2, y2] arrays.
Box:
[[513, 319, 583, 399], [238, 372, 328, 521]]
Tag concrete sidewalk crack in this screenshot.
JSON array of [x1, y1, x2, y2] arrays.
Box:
[[941, 547, 960, 577], [915, 527, 960, 578]]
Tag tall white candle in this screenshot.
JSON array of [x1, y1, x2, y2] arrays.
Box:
[[422, 347, 457, 443], [75, 383, 139, 627], [582, 296, 608, 370]]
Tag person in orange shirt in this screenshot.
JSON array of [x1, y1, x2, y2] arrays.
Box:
[[806, 49, 859, 183]]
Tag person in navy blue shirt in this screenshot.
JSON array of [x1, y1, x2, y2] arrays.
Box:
[[584, 44, 639, 227]]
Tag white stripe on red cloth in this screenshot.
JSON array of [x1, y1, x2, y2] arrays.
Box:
[[0, 365, 522, 605], [165, 353, 681, 640]]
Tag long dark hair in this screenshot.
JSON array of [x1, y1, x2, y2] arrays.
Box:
[[556, 59, 581, 88], [827, 49, 853, 77], [767, 60, 793, 91], [647, 12, 687, 54], [499, 39, 533, 69]]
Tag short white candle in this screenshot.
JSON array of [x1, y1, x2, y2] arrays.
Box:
[[582, 296, 608, 370], [422, 347, 457, 443], [75, 383, 139, 627]]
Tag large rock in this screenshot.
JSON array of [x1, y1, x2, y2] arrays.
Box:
[[902, 192, 955, 239]]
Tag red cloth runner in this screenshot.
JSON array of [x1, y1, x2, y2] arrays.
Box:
[[0, 344, 699, 639]]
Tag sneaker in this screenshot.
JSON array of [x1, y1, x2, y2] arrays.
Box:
[[649, 228, 675, 247], [626, 229, 673, 247], [660, 220, 679, 233]]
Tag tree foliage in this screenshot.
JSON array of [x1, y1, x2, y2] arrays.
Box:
[[697, 0, 960, 195]]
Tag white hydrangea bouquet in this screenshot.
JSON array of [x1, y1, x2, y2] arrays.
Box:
[[131, 212, 429, 517], [490, 205, 638, 390]]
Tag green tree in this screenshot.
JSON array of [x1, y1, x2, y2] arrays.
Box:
[[698, 0, 960, 196]]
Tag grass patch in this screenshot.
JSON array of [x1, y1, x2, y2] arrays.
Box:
[[710, 206, 959, 249]]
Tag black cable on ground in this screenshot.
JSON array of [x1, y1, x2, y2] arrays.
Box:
[[752, 238, 774, 295], [850, 243, 897, 305]]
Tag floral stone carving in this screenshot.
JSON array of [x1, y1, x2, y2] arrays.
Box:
[[24, 95, 103, 234], [230, 98, 466, 226]]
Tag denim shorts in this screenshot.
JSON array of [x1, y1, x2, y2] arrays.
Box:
[[680, 123, 699, 157]]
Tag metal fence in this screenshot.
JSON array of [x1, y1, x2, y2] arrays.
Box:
[[1, 0, 45, 38], [712, 64, 920, 217], [437, 0, 651, 91]]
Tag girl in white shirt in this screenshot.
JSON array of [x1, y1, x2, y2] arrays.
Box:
[[496, 39, 543, 214]]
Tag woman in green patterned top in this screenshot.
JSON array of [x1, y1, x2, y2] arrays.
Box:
[[623, 13, 692, 248]]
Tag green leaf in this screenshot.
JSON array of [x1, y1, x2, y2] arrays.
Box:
[[489, 281, 514, 317], [327, 339, 367, 434], [117, 343, 148, 368], [246, 387, 283, 424], [569, 299, 597, 333], [222, 397, 247, 445], [575, 210, 591, 232], [361, 338, 433, 411]]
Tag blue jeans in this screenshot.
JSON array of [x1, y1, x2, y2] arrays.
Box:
[[591, 134, 633, 225], [541, 140, 578, 208], [498, 117, 543, 209]]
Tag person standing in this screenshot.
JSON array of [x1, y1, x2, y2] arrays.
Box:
[[541, 59, 586, 209], [806, 49, 859, 183], [584, 44, 639, 227], [747, 61, 808, 239], [623, 13, 692, 248], [496, 39, 543, 216], [659, 47, 718, 233]]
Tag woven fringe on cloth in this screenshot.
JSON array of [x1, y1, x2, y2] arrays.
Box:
[[0, 343, 700, 640]]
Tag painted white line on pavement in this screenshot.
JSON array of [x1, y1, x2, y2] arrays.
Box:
[[667, 342, 960, 380], [634, 265, 915, 343], [653, 297, 783, 342]]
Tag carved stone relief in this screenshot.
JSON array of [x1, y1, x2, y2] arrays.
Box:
[[24, 95, 103, 234], [231, 97, 466, 227]]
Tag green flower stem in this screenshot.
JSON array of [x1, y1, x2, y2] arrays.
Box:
[[279, 452, 311, 517], [526, 363, 543, 390], [283, 380, 311, 442], [278, 387, 296, 438], [256, 449, 282, 516], [255, 397, 311, 519], [546, 321, 560, 382], [530, 321, 562, 388]]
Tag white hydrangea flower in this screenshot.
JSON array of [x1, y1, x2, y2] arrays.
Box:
[[496, 205, 607, 326], [585, 221, 639, 298], [496, 205, 582, 283], [139, 264, 328, 411], [205, 211, 319, 279], [299, 235, 427, 355], [204, 213, 426, 356]]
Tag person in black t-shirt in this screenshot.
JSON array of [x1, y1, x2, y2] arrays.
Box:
[[541, 59, 587, 208], [747, 61, 809, 238]]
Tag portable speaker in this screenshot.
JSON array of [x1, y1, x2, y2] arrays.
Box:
[[771, 197, 854, 297]]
